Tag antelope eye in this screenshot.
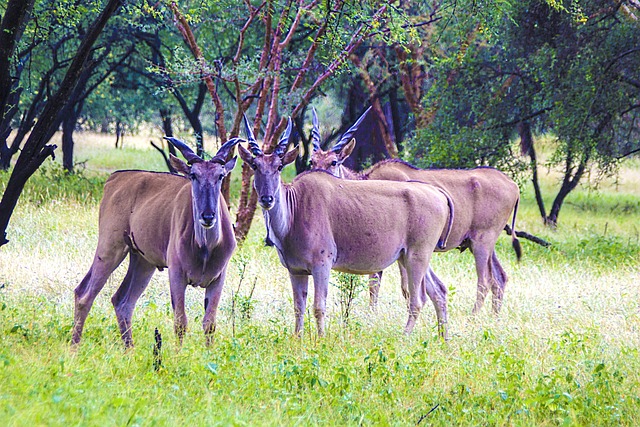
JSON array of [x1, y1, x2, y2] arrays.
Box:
[[250, 163, 257, 170], [219, 175, 224, 181], [330, 160, 337, 166], [277, 165, 283, 171]]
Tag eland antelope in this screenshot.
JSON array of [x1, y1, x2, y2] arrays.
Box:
[[72, 137, 242, 347], [239, 117, 454, 338], [310, 107, 521, 314]]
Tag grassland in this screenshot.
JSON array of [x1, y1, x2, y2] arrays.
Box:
[[0, 132, 639, 426]]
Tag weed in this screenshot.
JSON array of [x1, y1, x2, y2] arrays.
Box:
[[331, 272, 368, 326]]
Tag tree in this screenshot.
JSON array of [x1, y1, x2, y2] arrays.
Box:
[[0, 0, 123, 246], [407, 0, 640, 226], [167, 0, 395, 242]]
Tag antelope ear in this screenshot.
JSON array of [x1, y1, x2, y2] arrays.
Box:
[[238, 144, 253, 163], [170, 154, 190, 176], [224, 156, 237, 174], [282, 145, 300, 166], [337, 138, 356, 161]]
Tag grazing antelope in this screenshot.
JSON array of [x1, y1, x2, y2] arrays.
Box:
[[238, 117, 454, 338], [72, 137, 242, 348], [310, 108, 521, 314]]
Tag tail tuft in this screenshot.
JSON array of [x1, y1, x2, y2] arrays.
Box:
[[512, 237, 522, 262]]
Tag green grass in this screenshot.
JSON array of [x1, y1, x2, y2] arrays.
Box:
[[1, 133, 639, 425]]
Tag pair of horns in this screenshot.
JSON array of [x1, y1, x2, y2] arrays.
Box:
[[311, 106, 372, 153], [164, 136, 244, 164], [242, 114, 292, 157]]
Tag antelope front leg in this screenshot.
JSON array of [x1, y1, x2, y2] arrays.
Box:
[[169, 271, 188, 344], [289, 273, 309, 337], [203, 273, 225, 346], [311, 267, 330, 337]]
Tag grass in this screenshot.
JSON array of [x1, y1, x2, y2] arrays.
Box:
[[0, 132, 639, 425]]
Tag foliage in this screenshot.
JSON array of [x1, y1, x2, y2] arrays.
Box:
[[404, 0, 640, 224], [0, 161, 106, 205], [331, 272, 368, 326]]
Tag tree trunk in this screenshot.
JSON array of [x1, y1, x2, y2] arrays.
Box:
[[62, 103, 82, 172], [0, 0, 34, 121], [518, 122, 547, 221], [234, 176, 258, 242], [0, 0, 122, 247], [546, 154, 588, 227], [0, 0, 35, 171]]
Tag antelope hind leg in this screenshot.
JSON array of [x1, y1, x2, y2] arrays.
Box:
[[72, 248, 127, 345], [111, 252, 156, 348], [401, 255, 430, 335], [425, 268, 449, 340], [368, 271, 383, 309], [471, 245, 492, 315], [489, 251, 508, 314]]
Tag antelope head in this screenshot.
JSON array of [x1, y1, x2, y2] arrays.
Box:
[[309, 106, 371, 176], [238, 116, 298, 210], [164, 136, 242, 229]]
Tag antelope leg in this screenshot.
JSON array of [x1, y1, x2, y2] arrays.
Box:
[[368, 271, 382, 309], [290, 273, 309, 337], [72, 248, 127, 345], [489, 250, 508, 314], [311, 267, 331, 337], [111, 252, 155, 348], [202, 271, 226, 346], [402, 254, 430, 335], [169, 270, 188, 344], [424, 267, 449, 340], [399, 263, 409, 301], [471, 245, 492, 315]]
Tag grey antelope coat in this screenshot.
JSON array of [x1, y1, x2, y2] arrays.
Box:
[[239, 117, 454, 338], [72, 137, 241, 347], [310, 107, 521, 314]]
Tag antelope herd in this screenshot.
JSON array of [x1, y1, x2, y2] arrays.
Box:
[[72, 108, 523, 348]]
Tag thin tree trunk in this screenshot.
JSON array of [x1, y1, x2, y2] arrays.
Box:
[[62, 99, 83, 172], [546, 153, 588, 227], [519, 122, 547, 221], [0, 0, 35, 171], [0, 0, 34, 120]]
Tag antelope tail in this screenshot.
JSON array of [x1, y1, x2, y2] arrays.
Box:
[[437, 188, 455, 250], [511, 196, 522, 262]]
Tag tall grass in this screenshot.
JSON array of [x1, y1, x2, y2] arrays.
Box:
[[0, 133, 639, 425]]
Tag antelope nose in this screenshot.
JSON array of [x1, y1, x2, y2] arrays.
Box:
[[260, 195, 274, 208], [201, 213, 215, 228]]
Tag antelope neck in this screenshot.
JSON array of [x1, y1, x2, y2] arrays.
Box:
[[192, 196, 222, 252], [263, 183, 295, 251]]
